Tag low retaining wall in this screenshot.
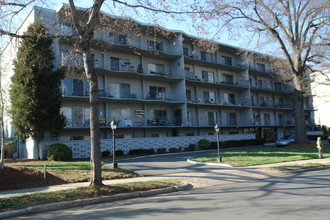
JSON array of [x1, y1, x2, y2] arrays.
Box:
[[40, 134, 255, 159]]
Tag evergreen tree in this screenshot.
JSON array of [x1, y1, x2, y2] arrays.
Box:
[[10, 21, 65, 159]]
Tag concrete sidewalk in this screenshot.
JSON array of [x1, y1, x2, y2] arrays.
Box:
[[0, 176, 167, 199]]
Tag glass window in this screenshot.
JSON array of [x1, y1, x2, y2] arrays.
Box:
[[183, 47, 188, 56], [72, 107, 84, 127], [186, 90, 192, 102], [257, 63, 266, 72], [73, 79, 84, 96], [120, 84, 130, 98], [110, 57, 120, 71], [221, 56, 232, 65], [227, 112, 237, 125], [61, 107, 72, 127]]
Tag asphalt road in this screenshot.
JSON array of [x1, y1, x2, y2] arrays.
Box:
[[13, 169, 330, 220], [109, 145, 276, 176]]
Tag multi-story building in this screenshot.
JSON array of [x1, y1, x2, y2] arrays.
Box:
[[0, 5, 316, 158]]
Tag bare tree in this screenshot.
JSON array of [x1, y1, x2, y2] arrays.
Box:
[[197, 0, 330, 144]]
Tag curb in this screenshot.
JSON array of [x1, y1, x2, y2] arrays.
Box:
[[187, 158, 232, 167], [0, 184, 193, 219]]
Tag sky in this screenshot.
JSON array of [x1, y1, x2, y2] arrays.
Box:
[[0, 0, 249, 51]]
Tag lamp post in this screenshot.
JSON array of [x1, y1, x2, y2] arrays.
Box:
[[214, 124, 222, 163], [110, 120, 118, 168]]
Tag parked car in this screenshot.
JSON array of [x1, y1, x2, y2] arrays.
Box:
[[275, 135, 295, 147]]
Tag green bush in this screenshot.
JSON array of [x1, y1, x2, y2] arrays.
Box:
[[307, 135, 327, 140], [210, 139, 266, 149], [102, 150, 110, 157], [115, 150, 124, 156], [157, 148, 167, 154], [129, 149, 155, 155], [188, 144, 196, 151], [47, 144, 72, 161], [169, 147, 179, 153], [4, 141, 16, 158], [198, 139, 211, 150]]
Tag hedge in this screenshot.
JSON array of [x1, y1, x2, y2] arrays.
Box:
[[129, 149, 155, 155], [210, 138, 266, 149]]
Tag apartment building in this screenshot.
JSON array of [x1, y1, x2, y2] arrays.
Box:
[[1, 5, 315, 147]]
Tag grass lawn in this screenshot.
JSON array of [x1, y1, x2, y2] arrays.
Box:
[[8, 161, 138, 182], [191, 147, 330, 167], [0, 179, 181, 212]]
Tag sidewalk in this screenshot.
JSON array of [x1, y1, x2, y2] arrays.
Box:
[[0, 176, 167, 199]]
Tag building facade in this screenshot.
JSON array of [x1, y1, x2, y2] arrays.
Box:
[[0, 6, 316, 158]]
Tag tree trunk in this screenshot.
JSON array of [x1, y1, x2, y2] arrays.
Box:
[[293, 91, 308, 144], [0, 136, 4, 169], [34, 139, 41, 160], [82, 43, 103, 187]]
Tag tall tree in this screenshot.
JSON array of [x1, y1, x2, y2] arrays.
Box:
[[10, 21, 65, 160], [197, 0, 330, 144], [66, 0, 105, 186]]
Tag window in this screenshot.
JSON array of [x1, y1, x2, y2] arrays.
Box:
[[148, 63, 165, 75], [223, 74, 234, 84], [263, 114, 271, 125], [221, 56, 232, 65], [226, 112, 237, 125], [186, 90, 192, 102], [208, 112, 217, 126], [257, 63, 266, 72], [154, 110, 167, 120], [278, 114, 284, 125], [183, 47, 188, 56], [120, 84, 130, 98], [72, 107, 89, 127], [260, 96, 269, 106], [275, 98, 284, 107], [224, 93, 235, 105], [203, 91, 216, 103], [229, 94, 235, 105], [187, 111, 193, 126], [110, 57, 120, 71], [147, 40, 163, 51], [109, 33, 127, 44], [148, 86, 166, 100], [202, 71, 215, 83], [201, 51, 213, 62], [73, 79, 84, 96]]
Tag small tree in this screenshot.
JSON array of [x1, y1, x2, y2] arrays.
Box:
[[10, 21, 65, 160]]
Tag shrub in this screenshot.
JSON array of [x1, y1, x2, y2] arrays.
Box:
[[157, 148, 167, 154], [198, 139, 211, 150], [115, 150, 124, 156], [102, 150, 110, 157], [129, 149, 155, 155], [4, 141, 16, 158], [307, 135, 327, 140], [47, 144, 72, 161], [210, 139, 266, 148], [169, 147, 179, 153], [188, 144, 196, 151]]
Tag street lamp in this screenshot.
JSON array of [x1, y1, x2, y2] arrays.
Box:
[[214, 124, 222, 163], [110, 120, 118, 168]]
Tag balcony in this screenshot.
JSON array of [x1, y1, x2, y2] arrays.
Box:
[[250, 83, 273, 91]]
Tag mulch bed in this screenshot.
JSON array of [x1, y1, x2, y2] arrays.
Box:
[[0, 165, 67, 191]]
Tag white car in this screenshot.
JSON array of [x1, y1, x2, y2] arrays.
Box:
[[276, 135, 295, 147]]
